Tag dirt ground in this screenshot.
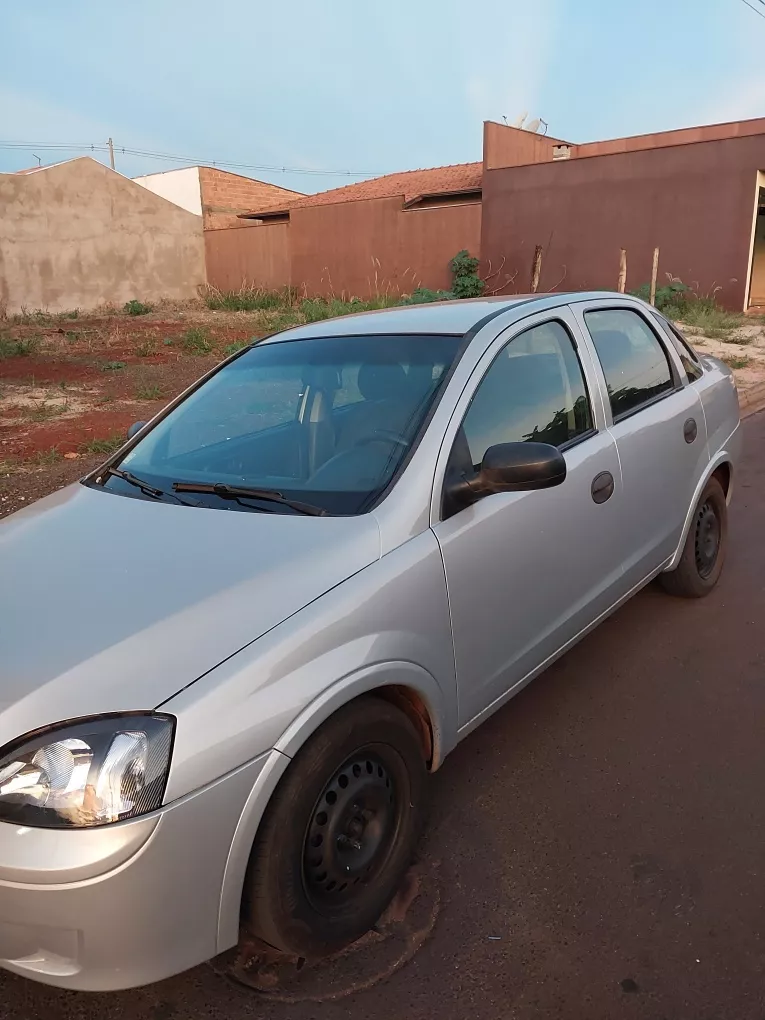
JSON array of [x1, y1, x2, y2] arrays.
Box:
[[1, 304, 764, 521], [0, 303, 262, 518]]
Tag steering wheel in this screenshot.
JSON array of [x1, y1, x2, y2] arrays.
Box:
[[357, 429, 410, 450]]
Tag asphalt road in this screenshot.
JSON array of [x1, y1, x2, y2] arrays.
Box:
[[3, 411, 765, 1020]]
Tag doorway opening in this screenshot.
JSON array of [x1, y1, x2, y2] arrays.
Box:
[[748, 179, 765, 311]]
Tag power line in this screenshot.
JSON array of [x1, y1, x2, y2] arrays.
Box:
[[0, 140, 381, 177], [738, 0, 765, 19]]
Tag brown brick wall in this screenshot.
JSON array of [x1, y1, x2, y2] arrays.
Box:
[[198, 168, 300, 230]]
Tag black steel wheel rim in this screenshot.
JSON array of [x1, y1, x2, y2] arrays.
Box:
[[694, 500, 720, 579], [303, 751, 398, 910]]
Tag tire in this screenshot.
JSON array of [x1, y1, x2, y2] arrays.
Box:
[[243, 696, 427, 959], [660, 477, 728, 598]]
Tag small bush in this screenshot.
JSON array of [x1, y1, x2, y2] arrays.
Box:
[[101, 360, 127, 371], [630, 280, 690, 313], [450, 250, 485, 299], [124, 300, 152, 316], [181, 327, 213, 354]]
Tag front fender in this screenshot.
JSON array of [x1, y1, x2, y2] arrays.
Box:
[[216, 660, 447, 951]]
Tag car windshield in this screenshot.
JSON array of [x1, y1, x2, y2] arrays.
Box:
[[102, 333, 463, 515]]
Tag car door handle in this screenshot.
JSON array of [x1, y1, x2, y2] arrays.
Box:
[[591, 471, 614, 504], [684, 418, 698, 443]]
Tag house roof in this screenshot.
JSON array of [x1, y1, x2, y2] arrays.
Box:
[[241, 161, 482, 218]]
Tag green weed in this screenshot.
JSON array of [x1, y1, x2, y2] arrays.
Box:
[[0, 336, 40, 359], [720, 353, 751, 369], [135, 339, 155, 357], [124, 300, 153, 316], [135, 385, 164, 400], [101, 360, 127, 372], [25, 400, 68, 421], [181, 327, 213, 354], [32, 446, 63, 466], [400, 287, 454, 304], [223, 340, 250, 356], [80, 434, 126, 456]]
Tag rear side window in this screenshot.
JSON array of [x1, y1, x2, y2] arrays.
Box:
[[651, 314, 703, 382], [584, 308, 674, 420]]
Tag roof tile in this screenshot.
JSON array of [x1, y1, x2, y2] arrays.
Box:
[[244, 162, 482, 216]]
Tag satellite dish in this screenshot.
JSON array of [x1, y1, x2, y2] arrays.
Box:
[[526, 118, 541, 133], [512, 112, 527, 129]]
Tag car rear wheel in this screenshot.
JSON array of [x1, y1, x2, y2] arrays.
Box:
[[243, 696, 427, 959], [660, 476, 728, 598]]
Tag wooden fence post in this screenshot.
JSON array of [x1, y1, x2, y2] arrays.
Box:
[[530, 245, 543, 293], [649, 247, 660, 305], [617, 249, 627, 293]]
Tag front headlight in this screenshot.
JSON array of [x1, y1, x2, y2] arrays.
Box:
[[0, 714, 174, 828]]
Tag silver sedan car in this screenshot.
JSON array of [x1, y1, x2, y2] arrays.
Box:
[[0, 294, 740, 990]]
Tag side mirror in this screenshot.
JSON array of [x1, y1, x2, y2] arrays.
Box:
[[127, 421, 148, 440], [447, 441, 566, 510]]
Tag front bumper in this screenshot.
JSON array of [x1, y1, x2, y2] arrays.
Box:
[[0, 752, 271, 991]]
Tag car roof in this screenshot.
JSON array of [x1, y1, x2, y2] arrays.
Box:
[[262, 292, 642, 342]]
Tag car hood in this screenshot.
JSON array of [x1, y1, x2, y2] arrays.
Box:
[[0, 484, 380, 746]]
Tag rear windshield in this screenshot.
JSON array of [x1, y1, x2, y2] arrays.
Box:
[[104, 333, 463, 515]]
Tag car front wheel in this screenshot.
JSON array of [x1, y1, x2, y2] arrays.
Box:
[[243, 696, 427, 959], [661, 476, 728, 598]]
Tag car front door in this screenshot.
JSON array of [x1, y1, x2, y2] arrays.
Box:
[[573, 302, 708, 589], [432, 310, 627, 732]]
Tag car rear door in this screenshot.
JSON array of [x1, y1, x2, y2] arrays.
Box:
[[432, 308, 627, 732], [571, 301, 708, 589]]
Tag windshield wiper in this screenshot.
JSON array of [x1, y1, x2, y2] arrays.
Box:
[[102, 467, 196, 506], [104, 466, 167, 499], [172, 481, 327, 516]]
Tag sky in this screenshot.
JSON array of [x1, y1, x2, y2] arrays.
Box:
[[2, 0, 764, 195]]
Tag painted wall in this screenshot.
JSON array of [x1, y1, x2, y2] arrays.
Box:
[[205, 221, 291, 291], [205, 195, 481, 298], [0, 157, 206, 314], [483, 121, 572, 170], [481, 134, 765, 310], [133, 166, 203, 215]]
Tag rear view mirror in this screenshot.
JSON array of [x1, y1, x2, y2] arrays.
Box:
[[447, 441, 566, 511], [127, 421, 147, 440]]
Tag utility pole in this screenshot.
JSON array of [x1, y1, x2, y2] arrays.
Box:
[[107, 137, 115, 170]]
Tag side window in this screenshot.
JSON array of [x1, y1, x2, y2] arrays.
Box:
[[651, 313, 704, 382], [460, 320, 594, 469], [584, 308, 674, 420]]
